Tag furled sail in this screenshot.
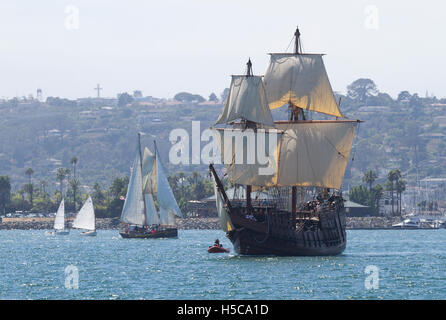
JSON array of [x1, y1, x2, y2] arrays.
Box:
[[215, 75, 275, 127], [72, 196, 95, 231], [264, 54, 343, 118], [155, 153, 182, 225], [213, 121, 357, 189], [213, 183, 234, 232], [54, 199, 65, 230], [120, 151, 146, 226]]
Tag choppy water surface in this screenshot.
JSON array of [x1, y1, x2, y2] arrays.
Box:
[[0, 229, 445, 299]]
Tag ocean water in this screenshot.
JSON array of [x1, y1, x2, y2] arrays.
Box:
[[0, 229, 445, 300]]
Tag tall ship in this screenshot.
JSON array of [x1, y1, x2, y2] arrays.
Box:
[[119, 133, 183, 238], [210, 27, 361, 256]]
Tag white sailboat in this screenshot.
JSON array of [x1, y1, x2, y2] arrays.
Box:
[[49, 199, 69, 235], [119, 133, 182, 238], [72, 196, 97, 236]]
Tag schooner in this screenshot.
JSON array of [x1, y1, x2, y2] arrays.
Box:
[[209, 27, 361, 256], [119, 133, 183, 238]]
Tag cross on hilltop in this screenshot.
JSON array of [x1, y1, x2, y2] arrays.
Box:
[[94, 84, 102, 98]]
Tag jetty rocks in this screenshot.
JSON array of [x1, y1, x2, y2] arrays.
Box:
[[0, 216, 403, 230]]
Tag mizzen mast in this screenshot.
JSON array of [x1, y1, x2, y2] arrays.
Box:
[[290, 26, 305, 122]]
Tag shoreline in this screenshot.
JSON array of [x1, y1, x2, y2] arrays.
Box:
[[0, 216, 418, 231]]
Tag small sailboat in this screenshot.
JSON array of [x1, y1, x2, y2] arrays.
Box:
[[47, 199, 69, 235], [119, 133, 183, 239], [72, 196, 97, 236]]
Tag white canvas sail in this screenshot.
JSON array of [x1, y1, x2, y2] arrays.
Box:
[[264, 53, 343, 118], [54, 199, 65, 230], [155, 153, 182, 225], [72, 196, 95, 231], [120, 151, 146, 226], [213, 121, 357, 190], [145, 193, 160, 225], [142, 147, 161, 225], [215, 75, 274, 126], [212, 128, 283, 186], [142, 147, 155, 190]]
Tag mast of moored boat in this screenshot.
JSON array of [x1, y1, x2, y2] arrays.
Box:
[[138, 132, 147, 227]]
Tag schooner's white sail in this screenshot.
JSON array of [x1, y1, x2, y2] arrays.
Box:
[[120, 151, 146, 226], [54, 199, 65, 230], [264, 53, 344, 118], [72, 196, 95, 231], [142, 147, 161, 225], [215, 75, 274, 127], [155, 152, 183, 225]]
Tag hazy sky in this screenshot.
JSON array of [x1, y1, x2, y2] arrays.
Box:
[[1, 0, 445, 100]]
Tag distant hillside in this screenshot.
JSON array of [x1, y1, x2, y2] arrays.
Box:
[[2, 80, 446, 194]]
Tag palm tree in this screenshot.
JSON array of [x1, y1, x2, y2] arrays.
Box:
[[25, 167, 34, 184], [395, 178, 406, 216], [362, 170, 378, 191], [0, 176, 11, 215], [70, 157, 78, 179], [56, 168, 71, 200], [387, 169, 402, 216], [69, 179, 80, 212], [190, 171, 201, 185], [178, 172, 186, 197], [39, 180, 48, 197], [23, 183, 34, 208], [25, 168, 34, 206], [70, 156, 79, 211]]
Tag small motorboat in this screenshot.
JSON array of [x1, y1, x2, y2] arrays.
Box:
[[208, 245, 230, 253]]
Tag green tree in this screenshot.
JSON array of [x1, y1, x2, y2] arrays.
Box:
[[174, 92, 205, 103], [118, 92, 134, 107], [347, 78, 378, 103], [92, 182, 106, 205], [0, 176, 11, 215], [39, 180, 49, 197], [23, 183, 34, 208], [395, 178, 406, 216], [386, 169, 402, 216], [25, 168, 34, 206], [56, 168, 71, 200], [70, 156, 79, 211], [362, 170, 378, 191], [109, 177, 129, 198], [209, 93, 218, 102], [69, 178, 81, 212]]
